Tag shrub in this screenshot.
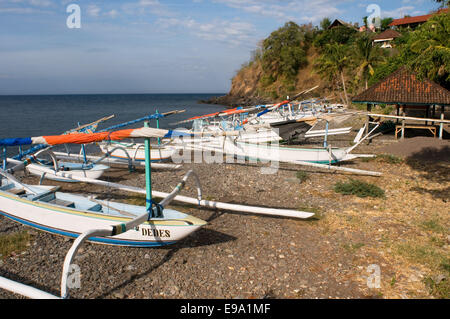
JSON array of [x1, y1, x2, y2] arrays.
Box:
[[296, 171, 309, 183], [334, 179, 385, 198]]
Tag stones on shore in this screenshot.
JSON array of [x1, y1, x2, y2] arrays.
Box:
[[198, 95, 272, 108], [1, 133, 446, 300]]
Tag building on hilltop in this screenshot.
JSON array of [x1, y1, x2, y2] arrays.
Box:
[[372, 29, 402, 48], [328, 19, 358, 30], [389, 8, 448, 29]]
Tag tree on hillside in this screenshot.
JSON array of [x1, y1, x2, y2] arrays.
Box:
[[314, 43, 351, 105], [320, 17, 331, 30], [381, 17, 394, 31], [313, 25, 358, 48], [353, 35, 386, 90], [362, 16, 368, 29], [261, 21, 309, 81], [371, 12, 449, 89], [434, 0, 449, 7], [408, 12, 450, 88]]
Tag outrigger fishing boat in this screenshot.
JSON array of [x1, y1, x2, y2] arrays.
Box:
[[0, 124, 315, 299], [6, 156, 109, 183], [0, 126, 208, 247], [171, 86, 351, 143], [7, 115, 115, 183], [96, 110, 184, 162]]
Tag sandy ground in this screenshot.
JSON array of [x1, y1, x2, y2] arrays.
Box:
[[0, 123, 448, 299]]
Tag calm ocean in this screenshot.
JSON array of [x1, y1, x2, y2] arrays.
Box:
[[0, 94, 225, 138], [0, 94, 225, 157]]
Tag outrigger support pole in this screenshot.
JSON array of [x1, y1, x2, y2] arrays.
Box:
[[144, 121, 154, 216], [60, 169, 201, 299]]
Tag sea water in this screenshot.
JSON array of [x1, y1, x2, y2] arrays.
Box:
[[0, 93, 225, 156]]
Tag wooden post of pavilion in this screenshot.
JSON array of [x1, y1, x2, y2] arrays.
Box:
[[396, 105, 400, 124], [401, 105, 406, 139], [431, 105, 435, 125], [439, 105, 444, 140], [365, 103, 372, 135]]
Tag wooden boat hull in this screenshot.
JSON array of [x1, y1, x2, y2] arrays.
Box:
[[0, 185, 206, 247]]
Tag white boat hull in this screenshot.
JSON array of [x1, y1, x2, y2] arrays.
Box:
[[26, 163, 108, 182], [183, 137, 350, 164], [0, 183, 206, 247]]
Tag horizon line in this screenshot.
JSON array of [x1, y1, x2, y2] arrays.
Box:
[[0, 92, 227, 97]]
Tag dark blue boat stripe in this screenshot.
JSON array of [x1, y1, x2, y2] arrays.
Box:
[[0, 210, 176, 247]]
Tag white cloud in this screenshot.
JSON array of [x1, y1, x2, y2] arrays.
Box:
[[214, 0, 345, 23], [122, 0, 173, 17], [156, 17, 256, 46], [29, 0, 52, 7], [0, 0, 54, 13], [382, 6, 415, 18], [105, 9, 118, 18], [0, 7, 35, 13], [139, 0, 160, 6], [87, 4, 100, 17]]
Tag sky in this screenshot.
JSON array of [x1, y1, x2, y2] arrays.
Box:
[[0, 0, 442, 95]]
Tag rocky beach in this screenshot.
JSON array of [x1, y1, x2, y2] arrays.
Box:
[[0, 122, 448, 299]]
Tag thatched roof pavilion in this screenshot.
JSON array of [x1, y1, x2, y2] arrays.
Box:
[[352, 67, 450, 139]]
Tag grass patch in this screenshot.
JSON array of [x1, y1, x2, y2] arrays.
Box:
[[342, 242, 365, 252], [296, 171, 309, 183], [430, 236, 446, 248], [361, 154, 403, 164], [334, 179, 385, 198], [424, 275, 450, 299], [396, 243, 442, 265], [395, 243, 448, 282], [390, 276, 397, 287], [394, 241, 448, 296], [420, 219, 446, 234], [425, 259, 450, 298], [376, 154, 403, 164], [0, 231, 30, 259]]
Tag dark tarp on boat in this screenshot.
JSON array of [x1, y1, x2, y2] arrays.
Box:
[[270, 120, 313, 141]]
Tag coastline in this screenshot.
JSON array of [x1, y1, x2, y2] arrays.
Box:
[[198, 94, 274, 108]]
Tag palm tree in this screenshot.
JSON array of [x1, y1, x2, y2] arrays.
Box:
[[314, 43, 351, 105], [408, 13, 450, 87], [354, 35, 385, 90]]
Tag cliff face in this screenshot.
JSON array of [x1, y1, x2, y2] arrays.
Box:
[[229, 62, 263, 97], [205, 47, 340, 107]]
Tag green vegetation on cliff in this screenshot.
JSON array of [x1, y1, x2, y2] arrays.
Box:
[[230, 9, 449, 104]]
